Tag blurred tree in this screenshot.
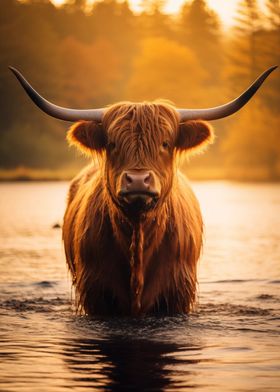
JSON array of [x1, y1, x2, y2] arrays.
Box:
[[140, 0, 166, 13], [0, 0, 62, 127], [178, 0, 223, 86], [221, 0, 280, 180], [0, 122, 73, 169], [89, 0, 138, 82], [267, 0, 280, 25], [72, 0, 87, 10], [90, 0, 137, 49], [175, 0, 226, 175], [58, 36, 121, 107], [261, 0, 280, 111], [0, 0, 124, 169], [222, 100, 280, 180], [225, 0, 264, 94], [124, 37, 207, 106], [138, 0, 174, 40]]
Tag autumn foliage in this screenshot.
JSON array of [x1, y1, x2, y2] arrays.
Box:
[[0, 0, 279, 180]]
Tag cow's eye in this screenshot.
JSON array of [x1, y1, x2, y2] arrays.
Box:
[[162, 141, 170, 149], [107, 142, 116, 151]]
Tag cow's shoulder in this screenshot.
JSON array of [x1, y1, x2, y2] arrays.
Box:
[[174, 170, 198, 204], [169, 170, 203, 237], [67, 164, 100, 204]]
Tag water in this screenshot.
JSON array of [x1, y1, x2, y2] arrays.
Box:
[[0, 181, 279, 391]]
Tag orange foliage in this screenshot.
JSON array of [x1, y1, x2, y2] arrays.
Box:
[[58, 37, 121, 107], [125, 37, 207, 107]]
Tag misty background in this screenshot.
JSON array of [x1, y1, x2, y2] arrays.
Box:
[[0, 0, 279, 180]]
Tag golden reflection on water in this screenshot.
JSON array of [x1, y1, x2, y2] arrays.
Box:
[[194, 182, 280, 281], [0, 181, 279, 391]]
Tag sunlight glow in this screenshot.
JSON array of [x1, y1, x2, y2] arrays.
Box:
[[52, 0, 64, 5], [51, 0, 266, 28]]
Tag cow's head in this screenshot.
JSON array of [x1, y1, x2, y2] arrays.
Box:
[[9, 65, 277, 216], [67, 102, 214, 215]]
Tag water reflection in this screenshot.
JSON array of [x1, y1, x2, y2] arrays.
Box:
[[62, 333, 203, 390], [0, 182, 280, 391]]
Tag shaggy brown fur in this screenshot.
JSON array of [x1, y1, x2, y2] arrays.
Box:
[[63, 101, 214, 316]]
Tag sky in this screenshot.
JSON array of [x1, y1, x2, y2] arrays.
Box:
[[51, 0, 266, 28]]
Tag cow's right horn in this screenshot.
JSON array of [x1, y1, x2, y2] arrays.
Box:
[[9, 67, 104, 122], [178, 65, 278, 122]]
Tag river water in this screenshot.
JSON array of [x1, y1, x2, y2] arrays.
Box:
[[0, 181, 279, 391]]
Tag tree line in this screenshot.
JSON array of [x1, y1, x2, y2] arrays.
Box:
[[0, 0, 279, 180]]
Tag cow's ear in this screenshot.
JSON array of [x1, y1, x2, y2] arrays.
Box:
[[67, 121, 106, 154], [176, 120, 214, 153]]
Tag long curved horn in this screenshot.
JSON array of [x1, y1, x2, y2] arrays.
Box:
[[9, 66, 104, 122], [178, 66, 278, 122]]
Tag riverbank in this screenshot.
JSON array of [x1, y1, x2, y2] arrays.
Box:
[[1, 165, 280, 182], [0, 167, 76, 182]]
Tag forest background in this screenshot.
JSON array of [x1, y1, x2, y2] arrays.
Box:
[[0, 0, 279, 181]]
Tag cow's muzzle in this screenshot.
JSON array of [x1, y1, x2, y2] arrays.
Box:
[[118, 170, 160, 207]]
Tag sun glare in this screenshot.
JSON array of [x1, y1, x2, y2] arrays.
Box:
[[52, 0, 65, 5], [51, 0, 266, 28]]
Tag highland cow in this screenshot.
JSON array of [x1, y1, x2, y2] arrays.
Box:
[[10, 65, 277, 316]]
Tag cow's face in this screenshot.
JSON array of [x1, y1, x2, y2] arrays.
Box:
[[68, 102, 214, 216]]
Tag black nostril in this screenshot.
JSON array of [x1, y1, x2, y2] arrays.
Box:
[[125, 173, 133, 185], [143, 173, 151, 185]]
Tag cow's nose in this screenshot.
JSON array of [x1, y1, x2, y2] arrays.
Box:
[[123, 171, 151, 191], [118, 170, 160, 206]]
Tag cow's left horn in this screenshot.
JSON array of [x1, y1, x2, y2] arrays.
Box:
[[178, 66, 278, 122], [9, 67, 104, 122]]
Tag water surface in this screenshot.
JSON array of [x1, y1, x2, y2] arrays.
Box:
[[0, 181, 279, 391]]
